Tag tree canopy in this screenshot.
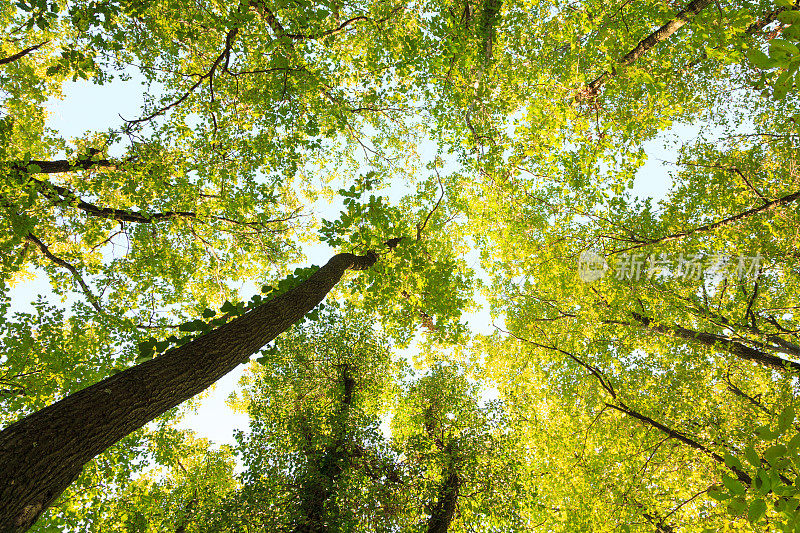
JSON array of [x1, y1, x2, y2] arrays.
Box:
[[3, 0, 800, 531]]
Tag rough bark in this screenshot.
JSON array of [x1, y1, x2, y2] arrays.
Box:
[[580, 0, 712, 98], [0, 250, 378, 532]]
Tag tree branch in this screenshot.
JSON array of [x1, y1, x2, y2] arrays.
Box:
[[25, 232, 103, 314], [15, 167, 300, 229], [0, 41, 49, 66], [629, 312, 800, 373], [124, 27, 240, 126], [578, 0, 712, 99], [12, 158, 115, 174], [500, 327, 753, 484], [613, 189, 800, 254]]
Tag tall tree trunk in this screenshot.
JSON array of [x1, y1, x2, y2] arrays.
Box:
[[0, 251, 378, 532], [293, 366, 355, 533]]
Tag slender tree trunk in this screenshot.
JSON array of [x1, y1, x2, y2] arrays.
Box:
[[293, 366, 354, 533], [0, 251, 378, 532]]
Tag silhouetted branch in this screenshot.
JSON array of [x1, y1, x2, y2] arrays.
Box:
[[25, 232, 103, 314], [0, 41, 49, 65]]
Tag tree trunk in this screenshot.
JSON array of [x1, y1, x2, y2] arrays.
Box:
[[0, 251, 378, 532], [293, 366, 355, 533], [426, 461, 461, 533]]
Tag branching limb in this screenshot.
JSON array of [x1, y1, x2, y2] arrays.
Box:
[[25, 232, 103, 314], [578, 0, 712, 100], [11, 158, 115, 174], [612, 189, 800, 254], [19, 174, 197, 224], [416, 170, 446, 241], [17, 169, 300, 229], [629, 312, 800, 373], [124, 27, 240, 126], [498, 326, 753, 484]]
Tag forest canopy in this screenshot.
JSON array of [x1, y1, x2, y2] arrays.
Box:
[[2, 0, 800, 531]]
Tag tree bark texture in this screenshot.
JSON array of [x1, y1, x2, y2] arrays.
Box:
[[0, 251, 378, 532]]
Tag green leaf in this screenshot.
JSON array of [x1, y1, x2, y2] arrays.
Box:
[[201, 308, 216, 318], [138, 339, 156, 358], [9, 212, 34, 238], [778, 406, 796, 435], [709, 487, 732, 501], [745, 446, 761, 468], [765, 444, 788, 465], [135, 353, 153, 363], [725, 452, 744, 471], [727, 496, 748, 515], [747, 49, 778, 70], [155, 340, 170, 352], [788, 433, 800, 453], [748, 498, 767, 523], [771, 38, 800, 57], [178, 319, 205, 332], [756, 468, 771, 495], [784, 23, 800, 40], [723, 475, 747, 495], [757, 424, 779, 441], [779, 11, 800, 25], [774, 69, 794, 99]]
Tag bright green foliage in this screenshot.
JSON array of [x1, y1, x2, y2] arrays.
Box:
[[747, 3, 800, 99], [205, 314, 530, 531], [391, 364, 533, 529], [4, 0, 800, 531], [62, 429, 238, 532], [218, 310, 403, 530]]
